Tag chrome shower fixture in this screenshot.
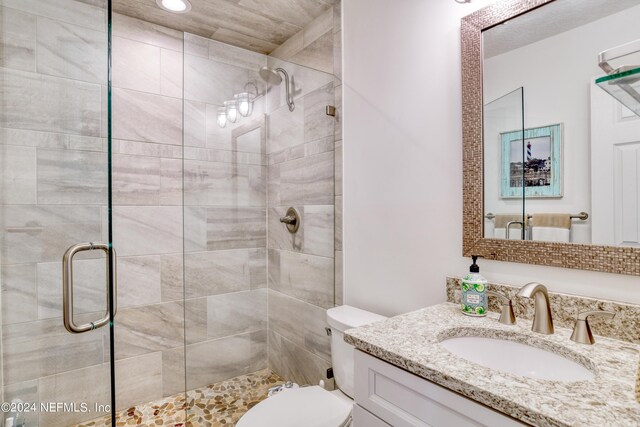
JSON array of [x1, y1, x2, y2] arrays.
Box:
[[259, 66, 295, 111]]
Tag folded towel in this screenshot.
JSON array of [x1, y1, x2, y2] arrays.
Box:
[[530, 213, 572, 229], [531, 213, 571, 242], [493, 214, 525, 239]]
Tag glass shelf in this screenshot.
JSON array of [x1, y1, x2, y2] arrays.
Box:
[[596, 66, 640, 116]]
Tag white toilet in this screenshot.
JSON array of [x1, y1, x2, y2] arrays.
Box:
[[236, 305, 386, 427]]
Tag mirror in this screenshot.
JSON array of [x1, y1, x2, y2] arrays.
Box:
[[462, 0, 640, 275], [483, 0, 640, 246]]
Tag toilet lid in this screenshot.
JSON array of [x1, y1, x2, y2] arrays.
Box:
[[237, 386, 352, 427]]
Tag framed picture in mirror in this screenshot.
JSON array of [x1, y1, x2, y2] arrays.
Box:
[[500, 123, 562, 198]]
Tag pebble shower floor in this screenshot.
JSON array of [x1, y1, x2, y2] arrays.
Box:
[[74, 370, 283, 427]]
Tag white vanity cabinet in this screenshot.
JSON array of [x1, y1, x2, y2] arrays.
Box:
[[352, 350, 528, 427]]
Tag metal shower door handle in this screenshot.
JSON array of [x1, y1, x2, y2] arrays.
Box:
[[62, 242, 117, 334]]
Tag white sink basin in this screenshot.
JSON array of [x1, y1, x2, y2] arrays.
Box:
[[440, 336, 595, 382]]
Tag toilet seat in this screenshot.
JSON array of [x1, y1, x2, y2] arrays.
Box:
[[236, 386, 352, 427]]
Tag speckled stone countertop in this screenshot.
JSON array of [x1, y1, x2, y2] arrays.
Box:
[[344, 303, 640, 427]]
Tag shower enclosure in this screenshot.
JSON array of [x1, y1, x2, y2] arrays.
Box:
[[0, 1, 340, 425]]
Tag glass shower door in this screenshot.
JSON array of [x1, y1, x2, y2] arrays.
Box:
[[0, 1, 114, 426]]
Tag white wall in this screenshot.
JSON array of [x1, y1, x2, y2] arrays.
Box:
[[343, 0, 640, 317]]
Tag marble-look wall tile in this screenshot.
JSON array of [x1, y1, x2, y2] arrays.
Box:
[[184, 249, 266, 298], [279, 151, 334, 206], [36, 17, 106, 84], [37, 361, 110, 427], [0, 145, 37, 204], [304, 204, 334, 257], [113, 13, 182, 52], [184, 206, 207, 253], [205, 289, 267, 340], [68, 135, 106, 152], [114, 301, 184, 359], [205, 207, 266, 250], [184, 33, 209, 58], [268, 289, 331, 359], [333, 30, 342, 80], [334, 139, 342, 196], [37, 148, 107, 204], [267, 102, 304, 154], [112, 154, 160, 205], [334, 196, 342, 251], [114, 352, 163, 412], [0, 0, 107, 32], [183, 160, 266, 207], [0, 6, 36, 72], [1, 264, 37, 325], [36, 258, 106, 319], [184, 100, 207, 148], [0, 128, 69, 150], [38, 352, 162, 427], [2, 316, 106, 384], [161, 48, 183, 98], [112, 139, 182, 159], [112, 206, 182, 256], [0, 205, 102, 264], [269, 251, 333, 309], [118, 256, 162, 308], [184, 330, 267, 390], [160, 157, 183, 205], [334, 84, 342, 139], [184, 54, 252, 105], [335, 250, 343, 306], [161, 253, 184, 302], [268, 330, 333, 388], [0, 68, 102, 136], [162, 346, 186, 397], [208, 38, 266, 70], [290, 30, 333, 74], [112, 36, 161, 93], [112, 88, 182, 146], [304, 82, 335, 143]]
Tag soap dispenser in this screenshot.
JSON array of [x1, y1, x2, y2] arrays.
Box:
[[461, 256, 488, 316]]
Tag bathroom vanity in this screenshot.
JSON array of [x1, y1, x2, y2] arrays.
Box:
[[345, 303, 640, 427]]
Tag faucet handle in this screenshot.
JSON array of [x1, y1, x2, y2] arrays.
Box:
[[487, 290, 516, 325], [570, 310, 616, 345]]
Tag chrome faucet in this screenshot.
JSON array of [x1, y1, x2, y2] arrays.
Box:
[[517, 282, 554, 334]]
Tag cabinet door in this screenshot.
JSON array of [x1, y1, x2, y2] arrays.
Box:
[[353, 404, 391, 427], [354, 350, 527, 427]]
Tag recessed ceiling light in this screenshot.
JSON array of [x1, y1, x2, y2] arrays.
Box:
[[156, 0, 192, 13]]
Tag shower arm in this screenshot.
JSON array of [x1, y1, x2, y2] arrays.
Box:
[[275, 67, 295, 111]]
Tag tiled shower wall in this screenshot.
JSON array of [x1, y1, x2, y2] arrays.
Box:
[[0, 1, 112, 426], [267, 2, 343, 386], [0, 2, 341, 425]]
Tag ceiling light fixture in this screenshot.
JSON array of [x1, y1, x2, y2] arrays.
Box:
[[156, 0, 192, 13]]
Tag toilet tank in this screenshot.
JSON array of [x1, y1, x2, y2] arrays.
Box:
[[326, 306, 386, 399]]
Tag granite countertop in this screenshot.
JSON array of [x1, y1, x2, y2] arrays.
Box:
[[344, 303, 640, 427]]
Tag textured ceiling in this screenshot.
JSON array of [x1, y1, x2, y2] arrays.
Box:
[[112, 0, 336, 54], [483, 0, 640, 58]]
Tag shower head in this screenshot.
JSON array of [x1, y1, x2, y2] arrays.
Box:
[[259, 67, 283, 85], [258, 66, 295, 111]]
